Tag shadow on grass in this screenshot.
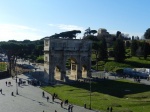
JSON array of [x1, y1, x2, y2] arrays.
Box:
[[105, 59, 150, 68], [67, 79, 150, 98], [124, 60, 150, 68]]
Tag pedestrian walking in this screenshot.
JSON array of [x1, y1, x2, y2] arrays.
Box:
[[42, 91, 45, 97], [52, 95, 54, 102], [68, 105, 71, 111], [18, 82, 20, 86], [107, 107, 109, 111], [55, 94, 58, 98], [11, 92, 14, 96], [53, 93, 56, 98], [0, 89, 2, 94], [84, 103, 86, 108], [27, 80, 30, 84], [47, 96, 49, 102], [110, 107, 113, 112], [9, 82, 11, 86], [70, 104, 73, 112], [60, 101, 63, 108], [6, 81, 7, 86], [65, 99, 68, 105]]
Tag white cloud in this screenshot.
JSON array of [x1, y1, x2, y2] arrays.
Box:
[[48, 24, 85, 31], [0, 24, 42, 41]]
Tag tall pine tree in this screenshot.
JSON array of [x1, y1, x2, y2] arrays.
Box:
[[113, 38, 125, 62], [131, 40, 138, 56], [98, 37, 108, 61]]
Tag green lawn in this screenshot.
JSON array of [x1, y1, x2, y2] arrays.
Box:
[[0, 62, 7, 71], [91, 56, 150, 71], [42, 79, 150, 112]]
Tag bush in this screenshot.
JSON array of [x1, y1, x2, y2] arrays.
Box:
[[116, 69, 123, 74], [36, 55, 44, 63]]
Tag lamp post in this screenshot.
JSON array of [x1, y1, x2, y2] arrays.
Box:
[[15, 66, 19, 95], [10, 58, 13, 77], [88, 70, 92, 110], [89, 77, 91, 110]]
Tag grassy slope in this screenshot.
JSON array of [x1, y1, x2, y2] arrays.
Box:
[[0, 62, 7, 71], [42, 56, 150, 112], [42, 79, 150, 112], [92, 56, 150, 71]]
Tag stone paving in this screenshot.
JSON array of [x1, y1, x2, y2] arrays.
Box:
[[0, 74, 99, 112]]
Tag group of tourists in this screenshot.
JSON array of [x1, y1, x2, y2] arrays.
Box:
[[42, 91, 58, 103], [5, 81, 11, 86], [0, 80, 16, 96], [42, 91, 74, 112], [134, 77, 141, 83], [107, 107, 113, 112]]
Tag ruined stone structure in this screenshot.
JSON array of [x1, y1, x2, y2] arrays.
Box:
[[44, 38, 92, 83]]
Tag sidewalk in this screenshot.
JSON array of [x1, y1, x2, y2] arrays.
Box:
[[0, 74, 99, 112]]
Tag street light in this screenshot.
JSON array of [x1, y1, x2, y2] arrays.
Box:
[[15, 66, 19, 95], [88, 70, 92, 110], [10, 58, 13, 77], [89, 77, 91, 110]]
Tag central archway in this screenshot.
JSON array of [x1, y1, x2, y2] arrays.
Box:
[[65, 57, 78, 80]]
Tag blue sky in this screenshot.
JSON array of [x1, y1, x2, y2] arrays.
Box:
[[0, 0, 150, 41]]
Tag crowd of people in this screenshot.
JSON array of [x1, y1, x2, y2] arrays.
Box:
[[42, 91, 74, 112]]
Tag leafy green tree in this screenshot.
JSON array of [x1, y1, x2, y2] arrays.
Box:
[[83, 35, 98, 41], [132, 36, 134, 40], [131, 40, 138, 56], [0, 42, 24, 75], [86, 35, 100, 70], [113, 38, 125, 62], [116, 31, 121, 38], [144, 28, 150, 39], [97, 32, 110, 40], [36, 55, 44, 63], [98, 37, 108, 61], [136, 46, 143, 58], [141, 41, 150, 59], [125, 41, 130, 48], [0, 39, 44, 63], [0, 42, 22, 62]]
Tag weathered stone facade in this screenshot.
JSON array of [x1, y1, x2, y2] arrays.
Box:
[[44, 38, 92, 83]]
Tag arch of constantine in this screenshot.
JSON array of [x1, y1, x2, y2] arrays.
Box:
[[44, 37, 92, 83]]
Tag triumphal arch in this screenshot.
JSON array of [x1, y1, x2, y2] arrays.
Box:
[[44, 31, 92, 83]]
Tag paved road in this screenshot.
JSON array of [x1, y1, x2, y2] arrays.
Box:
[[102, 72, 150, 85], [0, 74, 99, 112]]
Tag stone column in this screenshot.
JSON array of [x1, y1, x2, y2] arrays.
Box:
[[49, 64, 55, 84], [61, 54, 66, 82], [49, 53, 55, 84], [77, 56, 82, 79]]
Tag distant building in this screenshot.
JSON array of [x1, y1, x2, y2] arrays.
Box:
[[97, 28, 108, 35]]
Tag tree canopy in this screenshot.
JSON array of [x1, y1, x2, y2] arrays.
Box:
[[144, 28, 150, 39], [50, 30, 81, 39], [113, 38, 125, 62]]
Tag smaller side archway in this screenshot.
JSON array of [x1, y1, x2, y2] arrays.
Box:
[[54, 66, 61, 80], [82, 65, 87, 78]]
